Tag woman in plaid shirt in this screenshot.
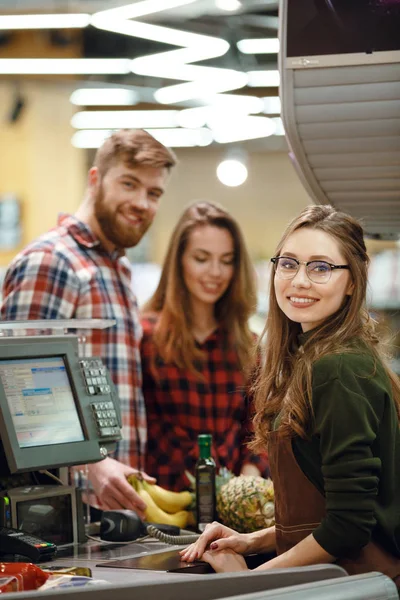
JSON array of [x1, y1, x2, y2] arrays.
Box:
[[141, 201, 269, 491]]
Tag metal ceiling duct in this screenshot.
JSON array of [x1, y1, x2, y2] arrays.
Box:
[[279, 0, 400, 240]]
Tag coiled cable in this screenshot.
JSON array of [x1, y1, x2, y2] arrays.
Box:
[[146, 524, 200, 545]]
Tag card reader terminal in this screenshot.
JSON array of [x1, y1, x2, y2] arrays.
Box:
[[0, 526, 56, 562]]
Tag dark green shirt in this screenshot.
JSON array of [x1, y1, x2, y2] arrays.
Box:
[[292, 345, 400, 558]]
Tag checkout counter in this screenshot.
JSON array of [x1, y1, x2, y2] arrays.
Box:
[[0, 321, 396, 600]]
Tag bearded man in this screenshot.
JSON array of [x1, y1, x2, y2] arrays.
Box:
[[1, 130, 177, 515]]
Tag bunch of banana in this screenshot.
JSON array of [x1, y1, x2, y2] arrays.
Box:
[[127, 475, 195, 529]]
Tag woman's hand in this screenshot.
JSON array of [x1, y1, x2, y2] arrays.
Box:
[[179, 521, 253, 563], [202, 548, 248, 573]]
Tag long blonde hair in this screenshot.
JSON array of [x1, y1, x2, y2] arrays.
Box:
[[251, 205, 400, 450], [143, 201, 257, 376]]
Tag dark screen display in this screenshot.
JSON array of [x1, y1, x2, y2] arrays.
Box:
[[17, 494, 73, 545], [287, 0, 400, 57]]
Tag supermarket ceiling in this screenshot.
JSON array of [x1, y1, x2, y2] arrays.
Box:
[[0, 0, 283, 149]]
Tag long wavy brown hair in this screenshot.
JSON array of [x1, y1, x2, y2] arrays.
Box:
[[250, 205, 400, 451], [143, 201, 257, 376]]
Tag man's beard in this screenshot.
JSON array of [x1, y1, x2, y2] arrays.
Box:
[[94, 186, 151, 250]]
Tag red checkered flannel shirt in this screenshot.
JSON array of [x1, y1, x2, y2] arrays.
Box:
[[0, 214, 146, 469], [141, 315, 269, 491]]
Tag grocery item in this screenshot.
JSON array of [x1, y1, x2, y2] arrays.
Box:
[[127, 476, 192, 528], [0, 562, 49, 591], [195, 434, 216, 532], [42, 566, 92, 577], [0, 576, 19, 593], [140, 480, 192, 513], [216, 475, 275, 533]]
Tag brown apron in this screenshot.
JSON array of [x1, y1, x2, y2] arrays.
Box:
[[268, 430, 400, 588]]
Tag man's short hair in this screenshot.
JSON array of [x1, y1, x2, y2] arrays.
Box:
[[93, 129, 177, 176]]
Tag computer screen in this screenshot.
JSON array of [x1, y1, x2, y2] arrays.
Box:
[[0, 356, 84, 448], [287, 0, 400, 58], [0, 336, 122, 474]]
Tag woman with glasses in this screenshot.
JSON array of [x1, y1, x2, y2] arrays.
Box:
[[181, 204, 400, 586], [140, 201, 269, 492]]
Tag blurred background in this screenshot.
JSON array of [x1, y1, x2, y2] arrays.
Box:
[[0, 0, 399, 355]]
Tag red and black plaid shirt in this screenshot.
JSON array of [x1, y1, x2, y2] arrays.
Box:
[[141, 316, 269, 491]]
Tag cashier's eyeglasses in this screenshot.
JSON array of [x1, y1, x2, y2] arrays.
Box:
[[271, 256, 350, 284]]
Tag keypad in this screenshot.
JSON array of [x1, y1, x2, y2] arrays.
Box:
[[90, 400, 120, 438], [80, 359, 111, 396], [80, 358, 121, 439]]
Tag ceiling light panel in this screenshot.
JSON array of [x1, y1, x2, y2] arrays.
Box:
[[178, 95, 265, 128], [212, 116, 276, 143], [247, 70, 280, 87], [71, 127, 213, 148], [271, 117, 285, 135], [93, 17, 227, 51], [263, 96, 281, 114], [91, 1, 246, 104], [70, 89, 139, 106], [0, 14, 90, 29], [71, 110, 181, 129], [91, 0, 197, 21], [198, 94, 264, 112], [215, 0, 242, 12], [131, 61, 230, 82], [0, 59, 131, 75], [237, 38, 279, 54], [154, 72, 248, 104], [146, 127, 213, 147]]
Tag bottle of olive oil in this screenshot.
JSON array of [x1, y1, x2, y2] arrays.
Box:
[[195, 433, 216, 532]]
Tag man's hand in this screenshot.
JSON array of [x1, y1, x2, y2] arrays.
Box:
[[87, 457, 156, 519]]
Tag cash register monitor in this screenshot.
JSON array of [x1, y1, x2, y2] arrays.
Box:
[[0, 336, 122, 474]]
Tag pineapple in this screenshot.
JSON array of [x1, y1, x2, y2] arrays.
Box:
[[216, 475, 275, 533]]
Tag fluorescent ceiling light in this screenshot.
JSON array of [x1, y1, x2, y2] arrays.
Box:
[[91, 0, 196, 21], [263, 97, 281, 114], [71, 110, 181, 129], [271, 117, 285, 136], [0, 59, 131, 75], [237, 38, 279, 54], [247, 70, 280, 87], [154, 71, 248, 104], [72, 128, 213, 148], [178, 107, 211, 129], [70, 89, 139, 106], [178, 96, 264, 128], [198, 94, 264, 113], [147, 127, 213, 147], [0, 14, 90, 30], [92, 2, 241, 104], [131, 60, 230, 82], [211, 116, 276, 143], [72, 130, 113, 149], [94, 17, 228, 52], [215, 0, 242, 11]]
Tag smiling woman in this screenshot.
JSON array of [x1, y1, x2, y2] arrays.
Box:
[[180, 205, 400, 587], [272, 228, 354, 332], [139, 200, 269, 492]]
